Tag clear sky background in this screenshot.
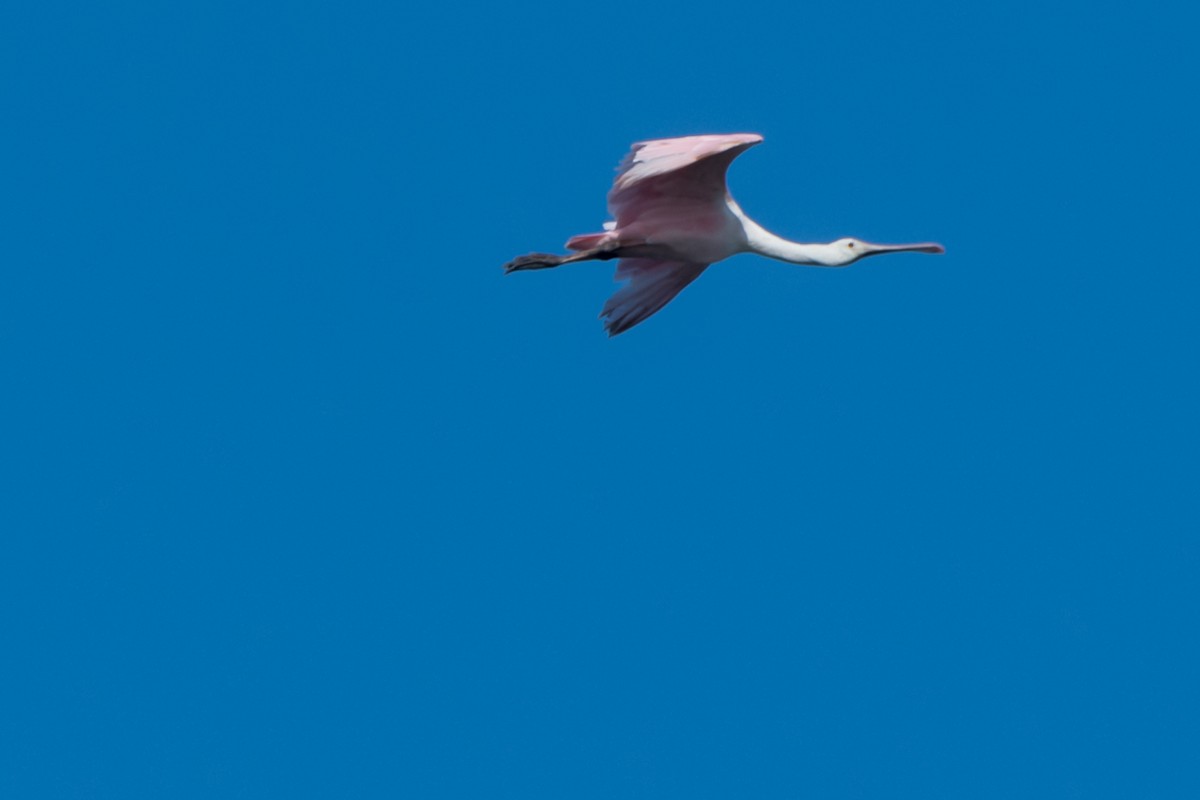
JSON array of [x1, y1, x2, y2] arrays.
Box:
[[3, 1, 1198, 797]]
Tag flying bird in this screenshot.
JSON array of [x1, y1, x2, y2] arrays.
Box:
[[504, 133, 944, 336]]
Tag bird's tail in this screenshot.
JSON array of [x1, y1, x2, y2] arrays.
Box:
[[565, 232, 615, 251]]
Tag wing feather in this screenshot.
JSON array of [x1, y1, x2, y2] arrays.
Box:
[[599, 258, 709, 337], [607, 133, 762, 229]]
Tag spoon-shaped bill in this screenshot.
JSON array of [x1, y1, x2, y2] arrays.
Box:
[[862, 241, 945, 256]]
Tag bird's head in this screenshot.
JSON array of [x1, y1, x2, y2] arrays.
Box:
[[828, 237, 946, 266]]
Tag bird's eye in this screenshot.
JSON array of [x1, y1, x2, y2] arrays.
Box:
[[847, 242, 855, 248]]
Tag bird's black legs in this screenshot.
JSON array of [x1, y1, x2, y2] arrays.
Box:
[[503, 253, 567, 272], [503, 246, 619, 274]]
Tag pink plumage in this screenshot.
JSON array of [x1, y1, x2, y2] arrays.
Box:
[[504, 134, 944, 337]]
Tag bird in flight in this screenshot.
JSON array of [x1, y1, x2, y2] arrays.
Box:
[[504, 133, 944, 337]]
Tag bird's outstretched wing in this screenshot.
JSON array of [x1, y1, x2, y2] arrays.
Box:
[[600, 258, 709, 337], [596, 135, 760, 335], [607, 134, 762, 229]]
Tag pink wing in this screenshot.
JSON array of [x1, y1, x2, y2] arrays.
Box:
[[594, 135, 761, 335], [607, 133, 763, 231], [599, 258, 708, 337]]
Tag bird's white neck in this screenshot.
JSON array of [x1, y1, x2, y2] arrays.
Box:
[[742, 220, 843, 266], [733, 211, 846, 266]]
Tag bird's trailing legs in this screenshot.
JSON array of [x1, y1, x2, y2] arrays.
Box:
[[503, 245, 619, 274]]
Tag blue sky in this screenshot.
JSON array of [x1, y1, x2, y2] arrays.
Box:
[[3, 0, 1198, 797]]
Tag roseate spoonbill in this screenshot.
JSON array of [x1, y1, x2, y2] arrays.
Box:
[[504, 133, 945, 337]]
